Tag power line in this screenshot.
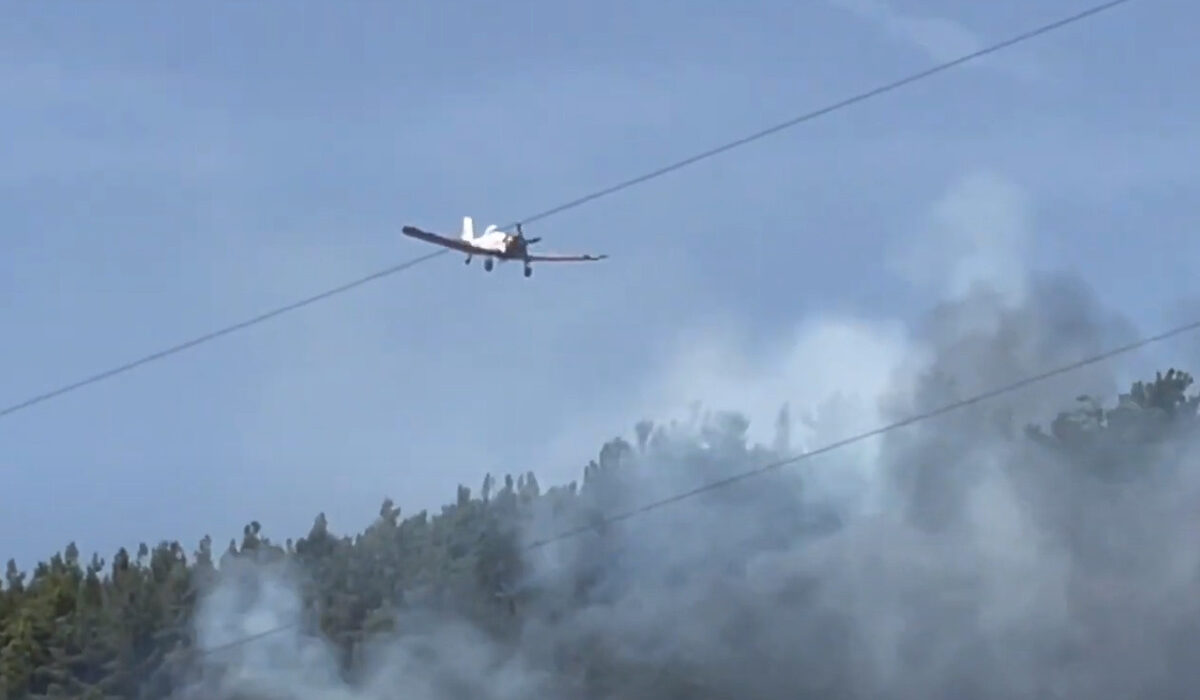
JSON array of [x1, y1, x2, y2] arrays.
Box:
[[525, 316, 1200, 549], [10, 0, 1152, 664], [195, 313, 1200, 656], [0, 0, 1136, 420], [0, 251, 446, 419], [509, 0, 1137, 229]]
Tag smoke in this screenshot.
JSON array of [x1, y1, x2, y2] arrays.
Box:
[[174, 556, 561, 699], [177, 559, 351, 698], [171, 170, 1200, 698]]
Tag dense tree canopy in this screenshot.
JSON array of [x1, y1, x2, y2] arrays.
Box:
[[2, 368, 1198, 699]]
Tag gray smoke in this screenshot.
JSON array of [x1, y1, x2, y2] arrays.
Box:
[[172, 172, 1200, 698], [174, 272, 1200, 699], [510, 273, 1200, 700], [174, 556, 560, 699]]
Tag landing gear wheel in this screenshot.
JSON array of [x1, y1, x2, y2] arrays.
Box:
[[523, 266, 532, 278], [484, 258, 494, 272]]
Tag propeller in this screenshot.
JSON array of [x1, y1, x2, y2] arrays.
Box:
[[515, 223, 541, 246]]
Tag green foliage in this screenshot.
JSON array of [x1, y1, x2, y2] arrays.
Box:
[[1024, 368, 1200, 478], [0, 369, 1196, 697]]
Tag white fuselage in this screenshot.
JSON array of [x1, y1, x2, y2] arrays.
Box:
[[461, 217, 518, 256], [451, 215, 555, 278], [471, 228, 512, 253]]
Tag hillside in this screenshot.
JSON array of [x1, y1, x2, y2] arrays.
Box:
[[2, 367, 1199, 699]]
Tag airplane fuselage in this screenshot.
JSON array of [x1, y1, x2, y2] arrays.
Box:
[[461, 224, 534, 276], [470, 232, 524, 257], [403, 215, 583, 278]]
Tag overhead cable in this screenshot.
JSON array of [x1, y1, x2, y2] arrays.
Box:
[[197, 310, 1200, 655], [0, 0, 1136, 419]]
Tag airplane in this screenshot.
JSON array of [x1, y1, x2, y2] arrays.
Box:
[[401, 216, 608, 278]]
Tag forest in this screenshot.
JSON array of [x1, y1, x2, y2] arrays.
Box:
[[3, 363, 1200, 699]]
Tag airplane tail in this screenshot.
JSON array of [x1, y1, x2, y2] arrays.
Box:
[[460, 216, 475, 242]]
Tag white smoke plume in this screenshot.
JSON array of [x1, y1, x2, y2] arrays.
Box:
[[171, 170, 1200, 698]]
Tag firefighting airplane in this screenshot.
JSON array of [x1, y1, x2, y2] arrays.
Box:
[[401, 217, 608, 278]]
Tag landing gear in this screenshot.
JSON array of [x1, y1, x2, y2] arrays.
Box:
[[484, 258, 494, 272], [523, 264, 532, 278], [464, 255, 472, 265]]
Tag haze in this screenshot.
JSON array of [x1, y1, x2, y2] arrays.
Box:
[[3, 0, 1198, 583]]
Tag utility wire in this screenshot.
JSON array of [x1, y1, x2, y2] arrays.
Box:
[[0, 0, 1136, 420], [195, 313, 1200, 656], [525, 316, 1200, 549], [15, 0, 1155, 666], [0, 251, 446, 419], [509, 0, 1137, 229]]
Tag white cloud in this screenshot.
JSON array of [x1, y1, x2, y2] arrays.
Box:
[[827, 0, 1042, 80]]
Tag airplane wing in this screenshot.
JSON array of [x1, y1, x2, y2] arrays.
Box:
[[525, 252, 609, 263], [401, 225, 492, 256]]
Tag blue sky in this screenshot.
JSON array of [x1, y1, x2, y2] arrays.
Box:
[[2, 0, 1197, 570]]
